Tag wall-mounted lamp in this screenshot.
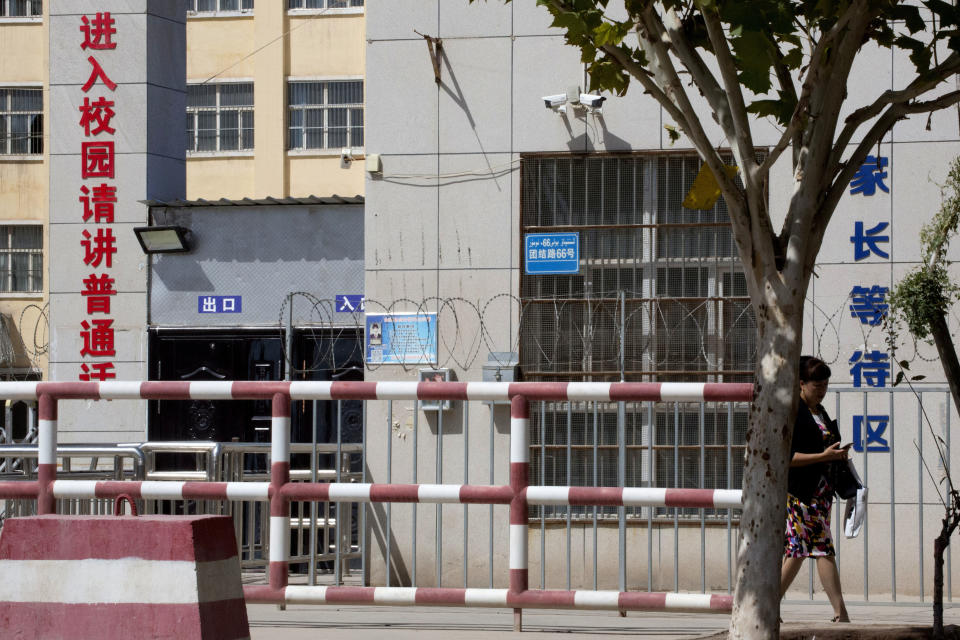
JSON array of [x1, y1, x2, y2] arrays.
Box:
[[133, 225, 191, 254]]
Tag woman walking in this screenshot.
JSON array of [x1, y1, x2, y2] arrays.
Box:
[[779, 355, 851, 623]]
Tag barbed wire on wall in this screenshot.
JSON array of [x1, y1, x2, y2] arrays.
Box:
[[1, 303, 49, 377], [275, 290, 956, 382]]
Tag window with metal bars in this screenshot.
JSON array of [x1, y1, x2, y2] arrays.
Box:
[[186, 83, 254, 153], [0, 0, 41, 17], [0, 88, 42, 155], [520, 153, 757, 521], [187, 0, 253, 14], [287, 80, 363, 151], [0, 226, 42, 293], [287, 0, 364, 9]]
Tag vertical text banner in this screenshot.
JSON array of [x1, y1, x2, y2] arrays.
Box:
[[48, 1, 185, 434]]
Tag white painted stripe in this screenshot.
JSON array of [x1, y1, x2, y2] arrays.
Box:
[[97, 381, 144, 399], [464, 588, 509, 607], [711, 489, 743, 509], [188, 381, 235, 399], [38, 419, 56, 465], [510, 418, 529, 463], [574, 590, 621, 610], [0, 381, 38, 400], [376, 382, 419, 400], [659, 382, 706, 402], [465, 382, 510, 401], [328, 483, 372, 502], [289, 381, 333, 400], [271, 416, 291, 464], [52, 480, 99, 498], [284, 585, 327, 604], [525, 486, 570, 506], [225, 482, 270, 501], [139, 481, 185, 500], [509, 524, 527, 570], [566, 382, 611, 402], [0, 558, 241, 604], [664, 592, 715, 611], [621, 487, 667, 507], [270, 516, 290, 562], [374, 587, 417, 605], [417, 484, 462, 503]]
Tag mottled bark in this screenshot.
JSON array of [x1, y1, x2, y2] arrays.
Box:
[[728, 291, 805, 640], [934, 534, 947, 640], [928, 313, 960, 640]]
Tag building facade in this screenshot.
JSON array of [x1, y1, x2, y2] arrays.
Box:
[[0, 0, 366, 441], [363, 3, 960, 599]]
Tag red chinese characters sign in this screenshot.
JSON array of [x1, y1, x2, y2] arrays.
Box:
[[78, 12, 118, 381]]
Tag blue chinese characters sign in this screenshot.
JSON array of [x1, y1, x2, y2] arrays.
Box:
[[524, 233, 579, 275], [198, 296, 241, 313], [366, 313, 437, 365], [336, 295, 365, 312]]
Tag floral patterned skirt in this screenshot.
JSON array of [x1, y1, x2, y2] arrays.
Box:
[[784, 476, 835, 558]]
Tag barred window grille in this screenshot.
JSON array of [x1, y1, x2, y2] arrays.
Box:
[[0, 0, 41, 17], [287, 0, 364, 9], [0, 88, 42, 155], [186, 83, 254, 153], [287, 80, 363, 151], [520, 154, 757, 521], [187, 0, 253, 14], [0, 225, 42, 293]]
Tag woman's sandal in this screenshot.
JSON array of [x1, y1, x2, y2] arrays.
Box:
[[831, 616, 850, 623]]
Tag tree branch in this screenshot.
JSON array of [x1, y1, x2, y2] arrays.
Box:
[[631, 7, 744, 201], [818, 90, 960, 246], [830, 53, 960, 171], [699, 3, 757, 179], [659, 8, 731, 137]]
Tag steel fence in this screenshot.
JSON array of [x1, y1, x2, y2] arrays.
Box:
[[0, 380, 749, 631], [0, 381, 955, 621]]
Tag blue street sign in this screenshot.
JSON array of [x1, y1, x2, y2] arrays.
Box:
[[524, 232, 580, 275], [336, 295, 365, 312], [198, 295, 242, 313]]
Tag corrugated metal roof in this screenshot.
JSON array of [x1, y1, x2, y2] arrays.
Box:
[[142, 195, 364, 208]]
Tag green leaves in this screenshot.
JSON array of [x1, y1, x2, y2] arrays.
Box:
[[730, 30, 775, 94]]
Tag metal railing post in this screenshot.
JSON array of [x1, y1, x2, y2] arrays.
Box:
[[510, 395, 529, 632], [269, 392, 291, 598], [37, 393, 56, 515]]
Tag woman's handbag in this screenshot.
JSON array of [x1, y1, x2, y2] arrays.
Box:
[[831, 458, 863, 500]]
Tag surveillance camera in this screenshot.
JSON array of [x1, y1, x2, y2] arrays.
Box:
[[580, 93, 606, 110], [542, 94, 567, 109]]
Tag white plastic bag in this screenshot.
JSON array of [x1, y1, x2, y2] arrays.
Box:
[[843, 486, 868, 538]]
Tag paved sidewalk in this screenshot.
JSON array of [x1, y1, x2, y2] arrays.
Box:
[[246, 600, 960, 639]]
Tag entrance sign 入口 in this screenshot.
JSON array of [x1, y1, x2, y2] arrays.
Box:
[[336, 295, 365, 312], [524, 233, 579, 274], [366, 313, 437, 364]]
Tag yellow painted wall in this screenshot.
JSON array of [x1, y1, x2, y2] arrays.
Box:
[[186, 157, 256, 200], [288, 14, 365, 77], [185, 17, 256, 80], [287, 157, 364, 198], [0, 13, 48, 377], [0, 22, 46, 81], [186, 11, 365, 199]]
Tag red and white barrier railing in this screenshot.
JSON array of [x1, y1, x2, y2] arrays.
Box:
[[0, 380, 751, 629]]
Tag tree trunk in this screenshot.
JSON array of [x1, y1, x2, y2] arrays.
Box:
[[928, 313, 960, 640], [728, 302, 804, 640], [934, 531, 947, 640], [930, 313, 960, 426]]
